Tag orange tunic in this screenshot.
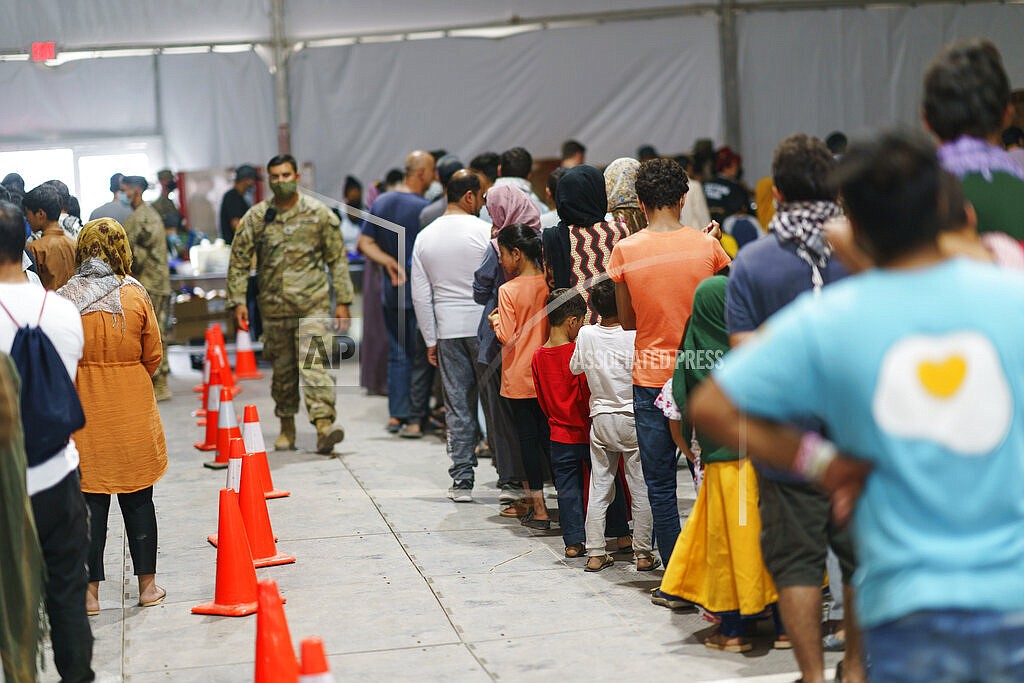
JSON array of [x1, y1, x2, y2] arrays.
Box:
[[75, 285, 168, 494], [493, 273, 549, 399]]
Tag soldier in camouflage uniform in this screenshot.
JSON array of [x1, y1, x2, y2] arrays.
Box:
[[227, 154, 354, 455], [122, 175, 172, 401], [150, 169, 182, 230]]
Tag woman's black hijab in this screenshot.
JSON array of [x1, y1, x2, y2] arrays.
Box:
[[556, 165, 607, 228]]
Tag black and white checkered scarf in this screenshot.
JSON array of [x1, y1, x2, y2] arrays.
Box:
[[769, 200, 842, 293]]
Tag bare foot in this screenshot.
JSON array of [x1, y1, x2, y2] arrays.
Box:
[[138, 574, 166, 607], [616, 535, 633, 552], [86, 582, 100, 615]]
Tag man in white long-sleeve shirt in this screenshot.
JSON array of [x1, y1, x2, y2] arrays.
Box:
[[410, 170, 490, 501]]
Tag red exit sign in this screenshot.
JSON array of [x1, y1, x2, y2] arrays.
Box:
[[31, 42, 56, 61]]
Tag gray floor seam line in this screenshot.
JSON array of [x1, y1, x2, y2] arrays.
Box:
[[334, 456, 500, 683], [120, 527, 127, 681]]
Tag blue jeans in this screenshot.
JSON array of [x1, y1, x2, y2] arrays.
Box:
[[383, 306, 431, 422], [866, 610, 1024, 682], [633, 384, 680, 566], [549, 441, 588, 546]]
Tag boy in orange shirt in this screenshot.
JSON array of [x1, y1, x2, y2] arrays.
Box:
[[608, 158, 730, 567]]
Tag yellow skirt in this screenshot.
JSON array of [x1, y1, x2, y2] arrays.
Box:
[[660, 459, 778, 616]]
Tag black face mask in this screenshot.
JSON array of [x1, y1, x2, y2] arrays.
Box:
[[166, 180, 177, 192]]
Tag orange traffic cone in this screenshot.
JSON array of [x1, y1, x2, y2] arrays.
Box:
[[194, 366, 222, 451], [192, 489, 259, 617], [239, 452, 295, 568], [243, 405, 290, 499], [193, 328, 210, 392], [255, 579, 298, 683], [205, 388, 241, 470], [208, 437, 245, 547], [234, 323, 263, 380], [299, 637, 334, 683], [211, 324, 241, 398]]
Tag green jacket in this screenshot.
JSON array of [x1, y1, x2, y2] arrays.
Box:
[[123, 203, 171, 295], [227, 193, 354, 319]]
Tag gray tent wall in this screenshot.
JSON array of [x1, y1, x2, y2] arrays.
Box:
[[289, 15, 724, 196], [1, 1, 1021, 198], [738, 3, 1024, 184]]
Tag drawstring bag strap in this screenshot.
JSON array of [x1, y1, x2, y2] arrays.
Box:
[[0, 291, 48, 328]]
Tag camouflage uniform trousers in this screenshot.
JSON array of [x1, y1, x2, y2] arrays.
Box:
[[150, 294, 170, 381], [262, 314, 337, 424]]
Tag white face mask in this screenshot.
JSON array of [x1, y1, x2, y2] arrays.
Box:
[[117, 191, 130, 206]]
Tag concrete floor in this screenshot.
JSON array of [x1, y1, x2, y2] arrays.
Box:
[[43, 351, 842, 682]]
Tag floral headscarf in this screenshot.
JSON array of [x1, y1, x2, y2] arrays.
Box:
[[486, 185, 541, 238], [75, 218, 133, 278], [604, 157, 641, 211]]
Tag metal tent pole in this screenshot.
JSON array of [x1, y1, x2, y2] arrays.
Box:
[[271, 0, 291, 154]]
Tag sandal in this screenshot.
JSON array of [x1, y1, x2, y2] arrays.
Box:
[[773, 634, 793, 650], [520, 510, 551, 530], [564, 543, 585, 558], [636, 556, 661, 572], [499, 501, 530, 518], [139, 586, 167, 608], [704, 630, 752, 653], [584, 555, 614, 572]]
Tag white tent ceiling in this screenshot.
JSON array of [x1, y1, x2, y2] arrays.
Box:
[[1, 1, 1021, 201]]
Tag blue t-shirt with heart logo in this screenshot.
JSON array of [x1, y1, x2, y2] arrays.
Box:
[[715, 257, 1024, 628]]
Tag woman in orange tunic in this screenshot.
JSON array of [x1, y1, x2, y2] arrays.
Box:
[[58, 218, 168, 615]]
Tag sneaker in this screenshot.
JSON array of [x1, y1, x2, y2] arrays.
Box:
[[822, 630, 846, 652], [447, 481, 473, 503], [498, 483, 524, 503]]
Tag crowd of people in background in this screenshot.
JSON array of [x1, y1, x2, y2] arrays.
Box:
[[358, 37, 1024, 683], [1, 35, 1023, 683]]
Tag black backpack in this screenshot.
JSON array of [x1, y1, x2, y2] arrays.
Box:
[[0, 293, 86, 467]]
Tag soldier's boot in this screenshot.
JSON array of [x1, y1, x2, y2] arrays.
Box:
[[274, 417, 297, 451], [153, 375, 172, 402], [315, 418, 345, 455]]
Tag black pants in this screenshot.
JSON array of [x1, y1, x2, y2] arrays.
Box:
[[83, 487, 158, 583], [509, 398, 551, 490], [31, 470, 94, 682]]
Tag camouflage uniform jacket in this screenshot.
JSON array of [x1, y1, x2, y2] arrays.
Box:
[[123, 203, 171, 295], [227, 193, 354, 319]]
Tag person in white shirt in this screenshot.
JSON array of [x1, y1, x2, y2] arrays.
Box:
[[0, 200, 93, 681], [569, 279, 655, 572], [410, 170, 490, 501]]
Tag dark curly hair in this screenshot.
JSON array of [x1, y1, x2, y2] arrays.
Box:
[[547, 288, 587, 326], [772, 134, 836, 202], [635, 158, 689, 210], [923, 39, 1010, 141]]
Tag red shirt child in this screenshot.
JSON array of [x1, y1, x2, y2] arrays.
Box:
[[532, 342, 591, 444]]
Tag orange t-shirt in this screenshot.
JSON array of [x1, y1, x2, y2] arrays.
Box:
[[493, 273, 549, 399], [608, 227, 730, 387]]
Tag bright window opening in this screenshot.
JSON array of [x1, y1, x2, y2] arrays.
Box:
[[0, 148, 75, 196], [78, 153, 152, 218]]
